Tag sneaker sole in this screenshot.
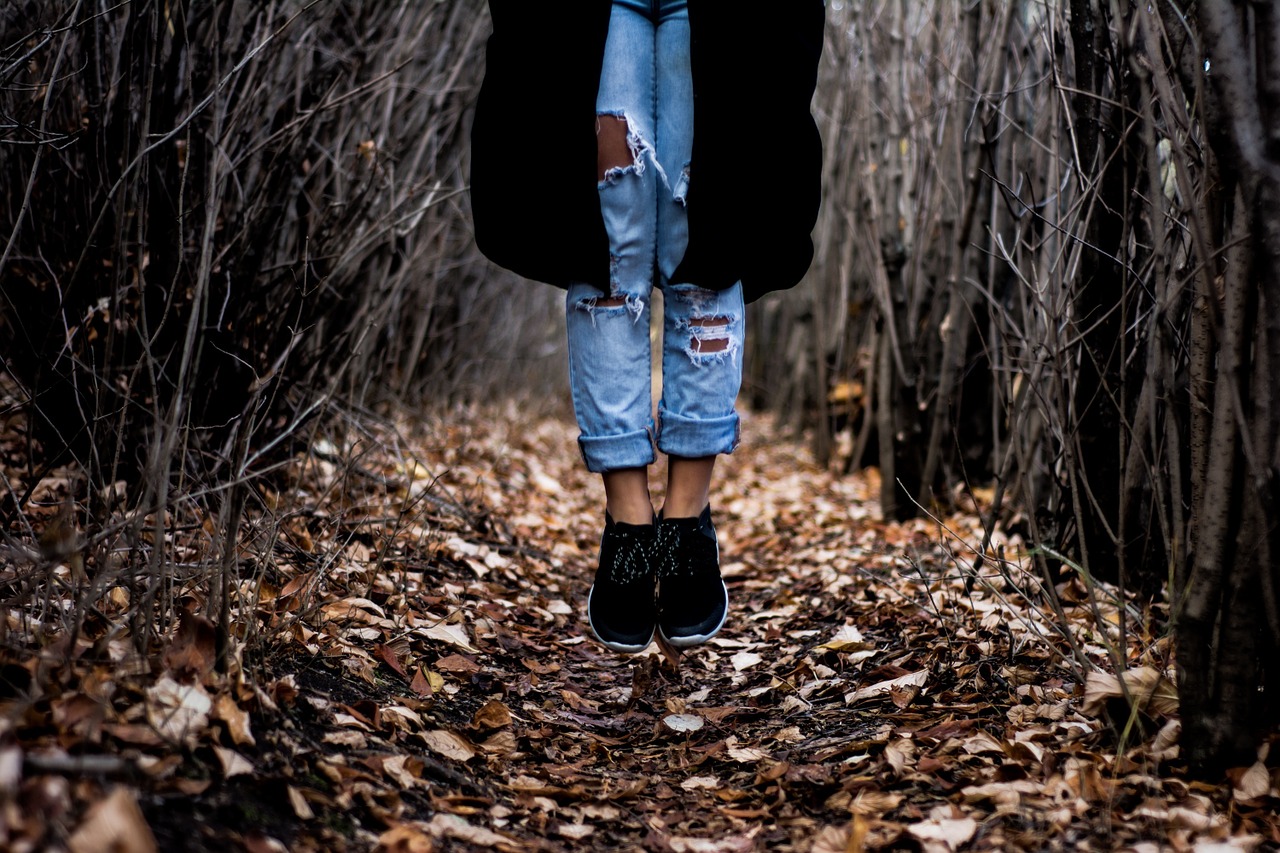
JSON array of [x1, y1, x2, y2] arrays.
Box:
[[657, 579, 729, 648], [587, 584, 655, 654]]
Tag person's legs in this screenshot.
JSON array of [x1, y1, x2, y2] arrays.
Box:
[[648, 0, 744, 518], [654, 282, 742, 649], [573, 1, 663, 653], [657, 283, 745, 467], [565, 1, 660, 521], [647, 0, 742, 646]]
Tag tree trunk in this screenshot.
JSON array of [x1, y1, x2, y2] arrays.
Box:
[[1177, 0, 1280, 774]]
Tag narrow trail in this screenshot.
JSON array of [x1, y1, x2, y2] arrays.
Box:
[[198, 404, 1240, 852], [12, 403, 1264, 851]]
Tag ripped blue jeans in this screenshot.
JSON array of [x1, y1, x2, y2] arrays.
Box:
[[567, 0, 746, 474]]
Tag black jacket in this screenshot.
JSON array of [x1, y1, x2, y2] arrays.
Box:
[[471, 1, 825, 303]]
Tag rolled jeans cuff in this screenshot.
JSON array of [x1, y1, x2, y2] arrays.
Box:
[[656, 408, 740, 459], [578, 426, 656, 473]]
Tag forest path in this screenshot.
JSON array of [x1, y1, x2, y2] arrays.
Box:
[[131, 406, 1256, 851]]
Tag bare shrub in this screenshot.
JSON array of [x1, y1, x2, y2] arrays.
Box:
[[0, 1, 562, 665], [765, 0, 1278, 771]]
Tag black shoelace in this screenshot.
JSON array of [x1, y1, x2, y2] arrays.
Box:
[[656, 523, 712, 580], [607, 530, 653, 585]]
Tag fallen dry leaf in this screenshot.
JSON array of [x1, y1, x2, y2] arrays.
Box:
[[213, 745, 255, 778], [214, 693, 256, 746], [67, 787, 158, 853], [376, 824, 436, 853], [663, 714, 705, 733], [288, 786, 315, 820], [425, 814, 517, 850], [653, 827, 761, 853], [725, 737, 772, 763], [1234, 760, 1272, 802], [162, 610, 218, 683], [907, 816, 977, 852], [847, 670, 928, 704], [1081, 667, 1179, 717], [145, 677, 212, 746], [555, 822, 594, 840], [884, 738, 916, 776], [375, 643, 412, 681], [421, 730, 476, 763], [420, 622, 479, 654], [471, 699, 512, 731], [680, 775, 720, 790]]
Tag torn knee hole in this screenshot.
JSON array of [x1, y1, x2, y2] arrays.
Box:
[[575, 291, 646, 324], [597, 114, 636, 181], [688, 316, 732, 353], [690, 337, 730, 353]]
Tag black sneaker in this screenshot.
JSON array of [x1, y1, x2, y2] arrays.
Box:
[[587, 513, 657, 653], [655, 506, 728, 647]]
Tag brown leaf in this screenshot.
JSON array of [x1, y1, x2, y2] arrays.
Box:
[[884, 739, 916, 776], [382, 705, 426, 733], [907, 815, 976, 851], [471, 699, 512, 732], [162, 609, 218, 683], [1150, 718, 1180, 761], [649, 827, 761, 853], [436, 653, 481, 674], [680, 775, 720, 790], [145, 677, 213, 746], [560, 689, 601, 713], [1080, 667, 1178, 718], [376, 644, 411, 681], [420, 622, 478, 653], [522, 658, 560, 675], [379, 755, 423, 788], [277, 571, 314, 605], [213, 746, 255, 778], [53, 693, 105, 740], [664, 714, 705, 734], [849, 790, 904, 816], [425, 814, 518, 850], [68, 788, 158, 853], [214, 694, 256, 746], [410, 667, 436, 698], [421, 730, 476, 762], [817, 625, 871, 652], [889, 683, 920, 709], [377, 825, 436, 853], [479, 730, 517, 756], [809, 822, 863, 853], [323, 730, 368, 749], [847, 671, 928, 705], [1234, 760, 1272, 802], [288, 786, 315, 820], [724, 736, 771, 763], [555, 823, 595, 841], [959, 730, 1005, 756]]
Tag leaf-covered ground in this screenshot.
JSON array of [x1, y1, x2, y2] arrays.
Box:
[[2, 403, 1278, 851]]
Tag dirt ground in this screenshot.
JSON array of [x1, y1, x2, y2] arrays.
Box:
[[2, 406, 1275, 851]]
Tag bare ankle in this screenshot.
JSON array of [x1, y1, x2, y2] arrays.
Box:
[[608, 502, 655, 525], [660, 498, 708, 519], [603, 467, 654, 525]]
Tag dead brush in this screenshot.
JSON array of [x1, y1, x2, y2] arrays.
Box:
[[0, 0, 559, 749]]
